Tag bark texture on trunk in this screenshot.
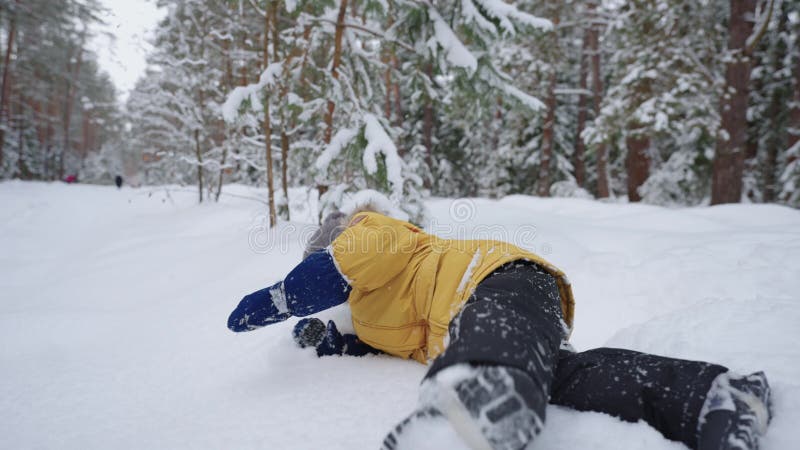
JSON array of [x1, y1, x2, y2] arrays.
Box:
[[81, 109, 90, 163], [264, 5, 277, 227], [17, 108, 27, 178], [383, 14, 395, 123], [60, 32, 86, 180], [789, 46, 800, 161], [323, 0, 349, 145], [587, 2, 609, 198], [194, 129, 204, 203], [271, 0, 290, 221], [280, 129, 289, 217], [316, 0, 349, 211], [423, 60, 434, 185], [0, 5, 17, 169], [392, 53, 402, 127], [711, 0, 757, 205], [625, 132, 650, 202], [625, 74, 652, 203], [45, 89, 56, 179], [762, 8, 788, 202], [538, 70, 557, 197], [216, 143, 227, 202], [574, 28, 589, 188]]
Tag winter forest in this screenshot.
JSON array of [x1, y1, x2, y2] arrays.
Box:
[[2, 0, 799, 222], [3, 2, 800, 450]]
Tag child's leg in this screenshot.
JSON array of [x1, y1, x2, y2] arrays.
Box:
[[386, 262, 567, 450], [550, 347, 728, 449]]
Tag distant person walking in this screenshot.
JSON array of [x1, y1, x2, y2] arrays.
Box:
[[114, 175, 123, 189]]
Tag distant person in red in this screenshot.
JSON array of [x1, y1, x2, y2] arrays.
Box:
[[64, 175, 77, 184]]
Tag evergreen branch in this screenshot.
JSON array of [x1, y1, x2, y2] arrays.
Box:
[[309, 18, 415, 53]]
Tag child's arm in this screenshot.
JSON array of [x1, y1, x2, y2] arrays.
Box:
[[227, 249, 352, 332]]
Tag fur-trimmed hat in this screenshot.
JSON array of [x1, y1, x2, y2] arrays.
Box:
[[302, 202, 392, 260]]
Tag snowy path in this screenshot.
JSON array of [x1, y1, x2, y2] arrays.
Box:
[[1, 181, 799, 450]]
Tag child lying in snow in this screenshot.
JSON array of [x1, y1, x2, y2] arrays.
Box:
[[227, 210, 773, 450]]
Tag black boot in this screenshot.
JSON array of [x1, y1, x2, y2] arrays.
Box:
[[383, 364, 547, 450], [697, 371, 772, 450]]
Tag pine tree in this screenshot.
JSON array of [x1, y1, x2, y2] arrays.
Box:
[[589, 0, 724, 205], [711, 0, 773, 204], [747, 1, 785, 202]]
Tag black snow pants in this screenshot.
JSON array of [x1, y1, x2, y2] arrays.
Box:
[[426, 262, 728, 450]]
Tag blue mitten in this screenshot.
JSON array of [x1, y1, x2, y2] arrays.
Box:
[[292, 319, 380, 357], [316, 320, 346, 357], [228, 282, 291, 332], [292, 318, 327, 348], [228, 250, 352, 333]]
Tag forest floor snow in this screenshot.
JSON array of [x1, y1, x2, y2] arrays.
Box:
[[1, 181, 799, 450]]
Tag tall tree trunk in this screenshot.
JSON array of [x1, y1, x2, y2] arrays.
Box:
[[625, 131, 650, 202], [194, 129, 204, 203], [81, 109, 90, 162], [538, 70, 557, 197], [216, 142, 227, 202], [0, 4, 17, 170], [47, 61, 57, 179], [323, 0, 349, 145], [17, 95, 27, 179], [45, 90, 57, 180], [537, 7, 559, 197], [280, 130, 289, 215], [392, 52, 403, 127], [220, 34, 233, 196], [588, 1, 609, 198], [763, 8, 789, 202], [423, 60, 434, 185], [789, 42, 800, 162], [383, 52, 393, 120], [223, 39, 234, 90], [574, 27, 589, 188], [297, 23, 313, 102], [264, 5, 277, 227], [625, 78, 652, 202], [744, 50, 763, 164], [60, 31, 86, 180], [271, 0, 290, 221], [711, 0, 758, 205], [383, 12, 395, 122], [33, 97, 46, 152], [318, 0, 348, 206]]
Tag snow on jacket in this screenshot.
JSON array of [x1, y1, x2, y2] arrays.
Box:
[[228, 211, 575, 364]]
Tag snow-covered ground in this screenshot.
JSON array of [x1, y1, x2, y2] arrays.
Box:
[[1, 181, 799, 450]]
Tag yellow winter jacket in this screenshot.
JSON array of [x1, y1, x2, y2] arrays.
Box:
[[330, 212, 575, 364]]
